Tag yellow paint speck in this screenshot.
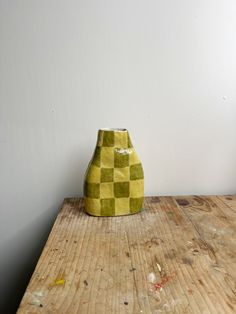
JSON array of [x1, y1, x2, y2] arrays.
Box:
[[50, 278, 65, 286]]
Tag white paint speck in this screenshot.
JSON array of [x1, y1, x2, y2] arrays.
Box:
[[34, 291, 43, 297], [26, 289, 48, 307], [156, 263, 162, 272], [147, 272, 156, 283]]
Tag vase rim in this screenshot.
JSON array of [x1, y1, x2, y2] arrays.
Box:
[[99, 128, 127, 132]]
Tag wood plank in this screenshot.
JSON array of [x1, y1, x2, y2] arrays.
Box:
[[173, 195, 236, 313], [17, 196, 236, 313]]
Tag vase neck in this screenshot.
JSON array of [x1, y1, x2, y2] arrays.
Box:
[[96, 128, 133, 148]]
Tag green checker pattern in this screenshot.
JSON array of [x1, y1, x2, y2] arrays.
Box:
[[84, 129, 144, 216]]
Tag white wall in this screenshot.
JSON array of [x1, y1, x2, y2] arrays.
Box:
[[1, 0, 236, 312]]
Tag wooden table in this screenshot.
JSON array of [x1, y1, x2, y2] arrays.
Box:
[[17, 196, 236, 313]]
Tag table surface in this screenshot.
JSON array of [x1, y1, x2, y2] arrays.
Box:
[[17, 196, 236, 314]]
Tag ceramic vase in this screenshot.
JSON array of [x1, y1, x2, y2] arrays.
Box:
[[84, 128, 144, 216]]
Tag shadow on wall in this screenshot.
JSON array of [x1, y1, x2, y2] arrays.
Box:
[[58, 147, 90, 198], [0, 150, 89, 314], [0, 206, 57, 314]]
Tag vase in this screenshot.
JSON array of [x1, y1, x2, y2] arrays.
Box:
[[84, 128, 144, 216]]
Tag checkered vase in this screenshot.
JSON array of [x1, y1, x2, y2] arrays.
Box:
[[84, 128, 144, 216]]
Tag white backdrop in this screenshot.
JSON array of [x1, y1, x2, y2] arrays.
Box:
[[1, 0, 236, 312]]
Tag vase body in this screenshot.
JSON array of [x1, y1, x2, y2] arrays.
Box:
[[84, 128, 144, 216]]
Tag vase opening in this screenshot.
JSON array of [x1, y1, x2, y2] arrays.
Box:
[[100, 128, 127, 132]]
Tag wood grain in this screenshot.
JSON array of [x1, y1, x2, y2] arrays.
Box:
[[17, 196, 236, 313]]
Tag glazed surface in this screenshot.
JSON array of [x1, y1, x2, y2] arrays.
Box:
[[84, 129, 144, 216]]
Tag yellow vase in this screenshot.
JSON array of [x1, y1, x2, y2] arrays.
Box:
[[84, 128, 144, 216]]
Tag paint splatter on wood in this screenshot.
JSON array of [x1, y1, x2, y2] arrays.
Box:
[[50, 278, 65, 287]]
